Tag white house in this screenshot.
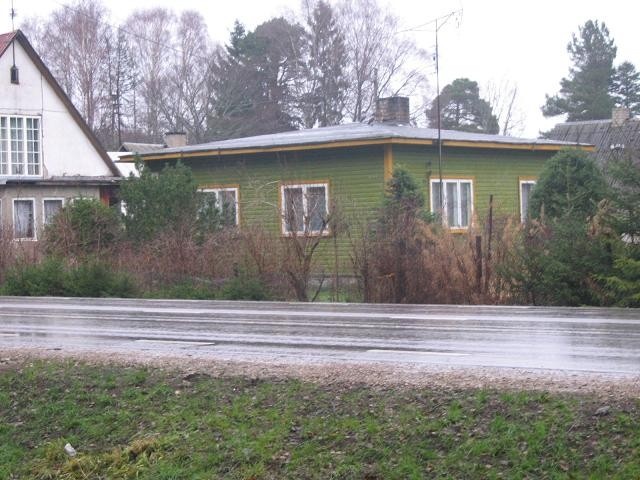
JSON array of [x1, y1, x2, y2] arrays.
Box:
[[0, 30, 120, 241]]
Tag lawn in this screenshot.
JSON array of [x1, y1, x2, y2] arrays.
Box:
[[0, 360, 638, 479]]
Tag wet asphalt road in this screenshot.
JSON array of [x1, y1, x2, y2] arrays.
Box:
[[0, 297, 639, 375]]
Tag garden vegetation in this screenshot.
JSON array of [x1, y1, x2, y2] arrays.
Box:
[[0, 149, 638, 306]]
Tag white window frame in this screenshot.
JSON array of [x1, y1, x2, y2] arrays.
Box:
[[12, 198, 36, 241], [280, 182, 330, 236], [430, 178, 474, 229], [198, 187, 239, 226], [0, 115, 42, 177], [42, 197, 65, 227], [519, 180, 536, 223]]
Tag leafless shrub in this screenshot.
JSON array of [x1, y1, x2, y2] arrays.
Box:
[[113, 228, 242, 292], [351, 213, 522, 305], [0, 226, 42, 284]]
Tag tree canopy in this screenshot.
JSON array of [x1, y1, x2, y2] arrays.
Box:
[[427, 78, 499, 134], [612, 61, 640, 115], [529, 149, 608, 220], [543, 20, 617, 121]]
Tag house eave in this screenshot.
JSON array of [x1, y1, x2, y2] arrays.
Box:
[[121, 137, 592, 163]]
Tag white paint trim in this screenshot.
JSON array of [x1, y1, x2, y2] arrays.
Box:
[[198, 187, 240, 226], [0, 114, 42, 178], [430, 178, 474, 229], [280, 182, 330, 236], [42, 197, 65, 227], [519, 180, 537, 223]]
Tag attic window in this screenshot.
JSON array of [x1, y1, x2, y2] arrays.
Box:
[[10, 65, 19, 84]]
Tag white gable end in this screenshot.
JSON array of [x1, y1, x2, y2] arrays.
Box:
[[0, 39, 112, 177]]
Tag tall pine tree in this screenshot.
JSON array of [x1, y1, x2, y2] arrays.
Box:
[[612, 61, 640, 116], [543, 20, 617, 121], [427, 78, 499, 134]]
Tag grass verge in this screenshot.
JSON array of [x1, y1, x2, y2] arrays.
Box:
[[1, 359, 638, 479]]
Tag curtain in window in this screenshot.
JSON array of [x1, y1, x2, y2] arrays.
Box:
[[306, 186, 327, 232], [284, 187, 304, 233], [14, 200, 34, 238], [44, 200, 63, 225], [218, 190, 237, 225], [10, 117, 23, 175]]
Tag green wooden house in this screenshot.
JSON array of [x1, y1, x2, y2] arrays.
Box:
[[122, 98, 591, 242]]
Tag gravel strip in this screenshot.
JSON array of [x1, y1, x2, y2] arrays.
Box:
[[1, 345, 639, 398]]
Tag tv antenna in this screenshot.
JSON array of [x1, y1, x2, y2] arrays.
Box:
[[433, 9, 462, 212], [10, 0, 16, 30]]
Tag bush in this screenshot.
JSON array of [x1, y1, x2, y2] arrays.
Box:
[[501, 219, 614, 306], [65, 262, 137, 298], [2, 258, 67, 297], [1, 258, 136, 298], [597, 251, 640, 307], [219, 273, 271, 301], [529, 149, 607, 220], [144, 281, 217, 300], [44, 198, 121, 259]]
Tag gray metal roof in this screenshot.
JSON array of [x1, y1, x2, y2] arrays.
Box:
[[120, 142, 164, 154], [136, 123, 588, 157]]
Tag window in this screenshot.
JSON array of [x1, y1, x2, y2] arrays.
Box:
[[198, 187, 239, 226], [281, 183, 329, 235], [0, 116, 41, 176], [430, 179, 473, 229], [43, 198, 64, 226], [520, 180, 536, 222], [13, 199, 35, 240], [10, 65, 19, 84]]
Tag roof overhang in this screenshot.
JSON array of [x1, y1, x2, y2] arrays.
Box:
[[0, 177, 121, 187], [120, 137, 594, 163]]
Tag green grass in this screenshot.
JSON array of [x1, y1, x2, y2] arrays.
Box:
[[1, 360, 639, 479]]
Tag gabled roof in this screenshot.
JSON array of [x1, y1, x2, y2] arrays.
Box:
[[546, 118, 640, 164], [0, 30, 120, 177], [123, 122, 593, 162], [0, 31, 17, 57]]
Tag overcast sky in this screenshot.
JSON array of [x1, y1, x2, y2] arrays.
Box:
[[2, 0, 639, 137]]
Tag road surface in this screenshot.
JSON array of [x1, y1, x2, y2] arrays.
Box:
[[0, 297, 639, 375]]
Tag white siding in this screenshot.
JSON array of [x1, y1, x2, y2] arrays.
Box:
[[0, 40, 112, 177]]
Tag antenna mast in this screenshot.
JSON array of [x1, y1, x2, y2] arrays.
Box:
[[10, 0, 17, 69], [10, 0, 15, 30], [432, 10, 461, 217]]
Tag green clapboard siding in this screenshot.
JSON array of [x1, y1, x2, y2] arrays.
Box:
[[393, 145, 550, 220], [152, 146, 386, 271], [147, 143, 560, 270]]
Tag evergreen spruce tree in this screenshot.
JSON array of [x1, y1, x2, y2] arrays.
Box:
[[612, 61, 640, 115], [542, 20, 617, 121], [301, 1, 348, 128]]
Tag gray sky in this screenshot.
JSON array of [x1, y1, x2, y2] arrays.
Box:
[[2, 0, 639, 137]]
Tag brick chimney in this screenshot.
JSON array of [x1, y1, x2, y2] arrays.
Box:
[[374, 96, 410, 125], [164, 131, 187, 148], [612, 107, 630, 127]]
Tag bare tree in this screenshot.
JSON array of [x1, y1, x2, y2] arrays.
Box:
[[25, 0, 112, 134], [105, 29, 138, 148], [337, 0, 429, 122], [123, 8, 174, 142], [161, 11, 214, 143], [483, 79, 526, 136]]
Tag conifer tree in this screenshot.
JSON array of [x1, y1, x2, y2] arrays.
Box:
[[612, 61, 640, 116], [543, 20, 617, 121]]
